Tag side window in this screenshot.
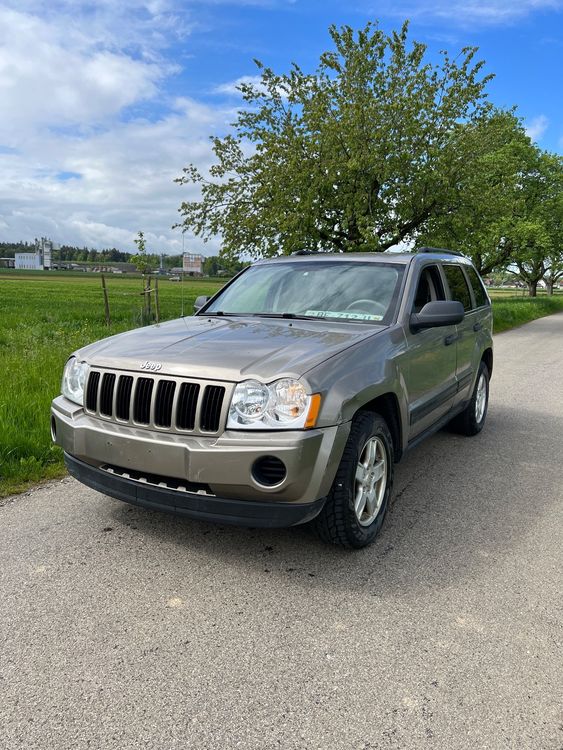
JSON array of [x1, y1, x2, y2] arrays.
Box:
[[426, 266, 445, 300], [465, 266, 489, 308], [412, 265, 445, 313], [443, 265, 472, 311]]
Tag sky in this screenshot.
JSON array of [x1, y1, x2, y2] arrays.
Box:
[[0, 0, 562, 257]]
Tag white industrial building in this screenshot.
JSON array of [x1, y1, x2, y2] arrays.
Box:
[[15, 237, 57, 270], [182, 253, 204, 275]]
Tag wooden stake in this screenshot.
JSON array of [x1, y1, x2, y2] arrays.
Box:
[[101, 274, 111, 326], [154, 277, 160, 323]]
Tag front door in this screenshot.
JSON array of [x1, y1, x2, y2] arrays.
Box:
[[402, 264, 458, 440]]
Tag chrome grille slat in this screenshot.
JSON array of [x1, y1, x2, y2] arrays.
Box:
[[176, 382, 200, 431], [84, 368, 228, 436], [154, 380, 176, 428], [133, 377, 154, 424], [115, 375, 133, 421], [100, 373, 116, 417], [86, 371, 100, 412], [200, 385, 225, 432]]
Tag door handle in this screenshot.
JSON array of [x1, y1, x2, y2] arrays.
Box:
[[444, 334, 458, 346], [473, 322, 483, 332]]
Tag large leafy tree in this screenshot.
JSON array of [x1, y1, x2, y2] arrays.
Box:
[[509, 152, 563, 296], [177, 22, 494, 259], [538, 169, 563, 295], [419, 117, 563, 290], [415, 110, 534, 275]]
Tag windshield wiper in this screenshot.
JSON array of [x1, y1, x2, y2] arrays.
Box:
[[201, 311, 242, 317], [245, 312, 326, 320], [202, 311, 326, 320]]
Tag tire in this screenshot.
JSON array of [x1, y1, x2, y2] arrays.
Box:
[[312, 411, 394, 548], [450, 361, 490, 436]]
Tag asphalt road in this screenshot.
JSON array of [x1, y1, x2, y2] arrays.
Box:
[[1, 314, 562, 750]]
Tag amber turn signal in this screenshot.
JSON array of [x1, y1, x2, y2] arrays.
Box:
[[305, 394, 322, 428]]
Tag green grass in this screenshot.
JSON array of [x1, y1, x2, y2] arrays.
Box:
[[0, 271, 223, 498], [490, 292, 563, 333], [1, 271, 562, 497]]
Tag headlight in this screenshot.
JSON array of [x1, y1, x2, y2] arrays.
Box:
[[227, 378, 321, 430], [61, 357, 88, 406]]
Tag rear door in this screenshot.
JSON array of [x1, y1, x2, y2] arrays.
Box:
[[441, 264, 480, 404], [402, 264, 458, 440]]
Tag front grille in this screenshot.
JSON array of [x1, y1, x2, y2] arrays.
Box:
[[154, 380, 176, 428], [176, 382, 199, 430], [116, 376, 133, 421], [85, 369, 228, 435], [133, 377, 154, 425], [200, 385, 225, 432], [100, 373, 116, 416], [86, 371, 100, 411]]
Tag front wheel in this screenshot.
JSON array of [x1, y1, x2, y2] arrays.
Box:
[[312, 411, 394, 548]]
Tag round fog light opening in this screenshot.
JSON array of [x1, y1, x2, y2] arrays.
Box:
[[252, 456, 287, 487]]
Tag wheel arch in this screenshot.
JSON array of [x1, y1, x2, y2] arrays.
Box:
[[482, 347, 493, 379], [355, 392, 403, 462]]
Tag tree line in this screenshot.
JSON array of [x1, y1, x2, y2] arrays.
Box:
[[0, 241, 245, 277], [0, 242, 132, 264], [176, 21, 563, 296]]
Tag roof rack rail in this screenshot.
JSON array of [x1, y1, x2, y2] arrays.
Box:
[[291, 249, 320, 256], [417, 247, 464, 257]]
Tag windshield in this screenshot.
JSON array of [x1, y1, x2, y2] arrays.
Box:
[[204, 261, 404, 324]]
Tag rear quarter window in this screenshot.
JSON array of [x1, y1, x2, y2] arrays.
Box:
[[465, 266, 490, 308]]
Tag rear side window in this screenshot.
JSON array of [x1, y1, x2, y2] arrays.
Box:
[[443, 265, 472, 311], [465, 266, 489, 308]]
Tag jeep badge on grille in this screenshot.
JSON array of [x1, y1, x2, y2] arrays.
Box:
[[140, 361, 162, 371]]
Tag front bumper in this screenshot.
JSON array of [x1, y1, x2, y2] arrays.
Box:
[[51, 396, 350, 522], [64, 453, 326, 527]]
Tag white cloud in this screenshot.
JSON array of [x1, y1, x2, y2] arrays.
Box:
[[377, 0, 563, 25], [0, 8, 174, 139], [525, 114, 549, 142], [0, 2, 229, 255], [214, 75, 264, 96], [0, 98, 233, 254]]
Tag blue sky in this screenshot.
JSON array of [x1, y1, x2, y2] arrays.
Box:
[[0, 0, 561, 255]]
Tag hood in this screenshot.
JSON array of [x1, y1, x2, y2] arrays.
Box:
[[76, 315, 387, 382]]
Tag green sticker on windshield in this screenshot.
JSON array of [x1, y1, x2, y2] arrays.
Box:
[[305, 310, 383, 321]]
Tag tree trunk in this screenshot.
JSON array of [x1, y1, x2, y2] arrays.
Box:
[[528, 281, 538, 297], [546, 280, 554, 296]]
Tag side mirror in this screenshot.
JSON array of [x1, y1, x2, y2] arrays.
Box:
[[194, 295, 210, 314], [410, 300, 464, 332]]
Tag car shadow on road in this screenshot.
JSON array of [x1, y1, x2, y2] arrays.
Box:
[[106, 402, 561, 597]]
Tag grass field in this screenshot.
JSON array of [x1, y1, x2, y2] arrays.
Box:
[[1, 271, 562, 497], [489, 290, 563, 333], [0, 272, 224, 497]]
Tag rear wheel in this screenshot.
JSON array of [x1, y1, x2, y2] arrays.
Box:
[[313, 411, 394, 548], [450, 361, 489, 436]]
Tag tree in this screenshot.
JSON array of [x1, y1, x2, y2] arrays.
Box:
[[541, 181, 563, 294], [177, 22, 494, 259], [510, 152, 563, 296], [202, 256, 223, 276], [543, 249, 563, 295], [415, 110, 535, 275], [131, 231, 153, 275]]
